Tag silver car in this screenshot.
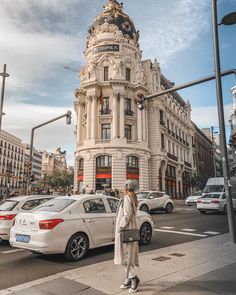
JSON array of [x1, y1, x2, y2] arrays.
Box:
[[197, 192, 236, 214]]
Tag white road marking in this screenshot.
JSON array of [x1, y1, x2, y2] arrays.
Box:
[[1, 249, 25, 254], [203, 231, 221, 235], [155, 229, 207, 237], [181, 228, 197, 232], [160, 226, 175, 229]]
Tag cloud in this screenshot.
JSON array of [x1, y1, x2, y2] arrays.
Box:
[[135, 0, 210, 66], [3, 101, 76, 165], [191, 103, 232, 128]]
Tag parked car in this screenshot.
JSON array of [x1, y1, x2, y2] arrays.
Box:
[[185, 191, 202, 206], [197, 192, 236, 214], [136, 191, 174, 213], [10, 195, 154, 261], [0, 195, 54, 241]]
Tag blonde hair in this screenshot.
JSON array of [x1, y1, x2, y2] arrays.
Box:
[[128, 191, 138, 208], [125, 180, 138, 208]]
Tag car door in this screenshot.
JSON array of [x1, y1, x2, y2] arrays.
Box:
[[146, 193, 159, 210], [106, 197, 120, 241], [82, 198, 113, 246]]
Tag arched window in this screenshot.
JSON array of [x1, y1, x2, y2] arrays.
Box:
[[126, 156, 139, 189], [96, 155, 112, 190]]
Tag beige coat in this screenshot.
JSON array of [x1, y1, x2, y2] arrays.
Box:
[[114, 195, 139, 267]]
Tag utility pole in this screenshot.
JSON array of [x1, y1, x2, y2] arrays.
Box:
[[211, 126, 217, 177], [0, 64, 9, 131]]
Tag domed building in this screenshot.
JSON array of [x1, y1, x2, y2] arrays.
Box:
[[74, 0, 196, 198]]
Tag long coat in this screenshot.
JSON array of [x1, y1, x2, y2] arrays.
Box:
[[114, 195, 139, 268]]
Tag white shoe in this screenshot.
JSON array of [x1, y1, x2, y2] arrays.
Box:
[[120, 278, 132, 289]]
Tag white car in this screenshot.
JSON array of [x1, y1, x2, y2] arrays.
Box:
[[10, 195, 154, 261], [0, 195, 53, 241], [185, 192, 202, 206], [197, 192, 236, 214], [136, 191, 174, 213]]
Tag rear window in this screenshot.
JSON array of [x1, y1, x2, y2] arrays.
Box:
[[202, 194, 221, 199], [21, 198, 53, 211], [33, 199, 75, 212], [0, 200, 19, 211]]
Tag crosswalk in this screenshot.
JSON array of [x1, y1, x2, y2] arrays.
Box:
[[155, 226, 221, 237]]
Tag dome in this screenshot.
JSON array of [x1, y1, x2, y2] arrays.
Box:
[[89, 0, 138, 41]]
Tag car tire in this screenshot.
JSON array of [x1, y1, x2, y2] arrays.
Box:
[[64, 232, 89, 262], [199, 210, 206, 214], [223, 205, 227, 215], [139, 222, 152, 245], [165, 203, 173, 214], [140, 204, 149, 213]]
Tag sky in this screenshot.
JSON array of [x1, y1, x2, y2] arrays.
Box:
[[0, 0, 236, 165]]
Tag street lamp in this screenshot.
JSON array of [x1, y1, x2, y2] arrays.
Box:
[[0, 64, 9, 132], [211, 0, 236, 243]]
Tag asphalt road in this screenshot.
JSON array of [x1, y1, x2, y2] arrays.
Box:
[[0, 205, 234, 290]]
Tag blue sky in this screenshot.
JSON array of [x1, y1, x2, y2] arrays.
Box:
[[0, 0, 235, 165]]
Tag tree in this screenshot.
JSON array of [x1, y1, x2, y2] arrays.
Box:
[[39, 170, 74, 194]]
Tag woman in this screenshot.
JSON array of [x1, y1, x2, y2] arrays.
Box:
[[114, 180, 140, 293]]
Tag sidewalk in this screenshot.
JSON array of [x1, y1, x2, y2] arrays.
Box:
[[0, 233, 235, 295]]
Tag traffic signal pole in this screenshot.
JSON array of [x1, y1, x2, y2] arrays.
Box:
[[26, 111, 72, 195]]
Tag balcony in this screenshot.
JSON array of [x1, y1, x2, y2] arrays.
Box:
[[167, 152, 178, 162], [100, 108, 111, 115], [184, 161, 192, 168], [171, 131, 175, 137], [168, 129, 171, 134], [124, 109, 134, 116], [160, 120, 166, 128], [95, 139, 111, 144]]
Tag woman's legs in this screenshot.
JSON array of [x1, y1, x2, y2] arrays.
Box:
[[125, 265, 136, 279]]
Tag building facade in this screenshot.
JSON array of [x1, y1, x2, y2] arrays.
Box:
[[229, 86, 236, 175], [74, 0, 196, 198], [41, 148, 67, 178], [0, 130, 24, 197]]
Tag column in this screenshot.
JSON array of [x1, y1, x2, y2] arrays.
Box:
[[142, 107, 146, 141], [145, 106, 148, 142], [112, 94, 118, 138], [77, 104, 82, 144], [120, 95, 125, 138], [91, 96, 97, 139], [86, 97, 91, 140], [137, 107, 142, 142]]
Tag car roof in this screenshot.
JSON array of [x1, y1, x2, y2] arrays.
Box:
[[6, 195, 54, 202], [204, 192, 222, 195], [55, 194, 118, 201]]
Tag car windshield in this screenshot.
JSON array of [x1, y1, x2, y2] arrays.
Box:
[[0, 200, 19, 211], [33, 199, 76, 212], [201, 194, 221, 199], [192, 192, 202, 196], [136, 192, 149, 199], [203, 185, 224, 193]]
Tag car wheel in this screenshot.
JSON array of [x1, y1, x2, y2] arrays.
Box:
[[224, 205, 227, 215], [140, 204, 149, 213], [139, 223, 152, 245], [64, 232, 89, 262], [165, 203, 173, 213], [199, 210, 206, 214]]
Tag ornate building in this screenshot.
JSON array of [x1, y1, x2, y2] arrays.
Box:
[[74, 0, 195, 198], [228, 85, 236, 175]]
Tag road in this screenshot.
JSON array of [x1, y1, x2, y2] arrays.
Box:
[[0, 204, 234, 290]]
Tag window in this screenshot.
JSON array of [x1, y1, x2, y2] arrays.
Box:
[[35, 199, 75, 212], [125, 124, 132, 140], [125, 98, 132, 111], [96, 155, 112, 167], [160, 109, 164, 125], [107, 198, 119, 213], [104, 67, 109, 81], [79, 158, 84, 170], [101, 97, 110, 114], [161, 134, 165, 149], [101, 124, 111, 139], [127, 156, 139, 168], [22, 198, 52, 211], [83, 198, 106, 213], [126, 68, 131, 81]]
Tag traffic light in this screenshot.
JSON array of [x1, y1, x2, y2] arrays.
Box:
[[137, 92, 145, 110], [66, 111, 72, 125], [30, 175, 35, 182]]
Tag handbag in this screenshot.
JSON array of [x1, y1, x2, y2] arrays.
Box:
[[120, 200, 140, 243], [120, 228, 140, 243]]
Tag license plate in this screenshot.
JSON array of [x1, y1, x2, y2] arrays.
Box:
[[16, 234, 30, 243]]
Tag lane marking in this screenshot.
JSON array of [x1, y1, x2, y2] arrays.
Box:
[[203, 231, 221, 235], [181, 228, 197, 232], [160, 226, 175, 229], [1, 249, 25, 254], [155, 229, 207, 237]]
